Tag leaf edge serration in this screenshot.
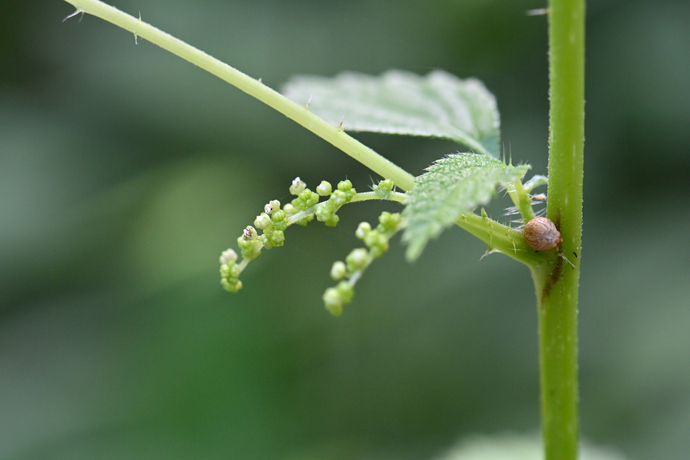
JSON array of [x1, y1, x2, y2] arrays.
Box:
[[401, 153, 530, 261]]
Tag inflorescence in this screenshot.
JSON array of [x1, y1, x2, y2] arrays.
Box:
[[322, 210, 402, 316], [219, 177, 404, 315]]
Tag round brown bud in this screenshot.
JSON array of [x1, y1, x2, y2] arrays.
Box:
[[524, 217, 563, 251]]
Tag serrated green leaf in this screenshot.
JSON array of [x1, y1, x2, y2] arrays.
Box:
[[402, 153, 529, 261], [282, 70, 500, 158]]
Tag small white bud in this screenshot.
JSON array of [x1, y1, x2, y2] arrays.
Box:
[[219, 248, 238, 265], [264, 200, 281, 214], [254, 213, 272, 230], [289, 177, 307, 195]]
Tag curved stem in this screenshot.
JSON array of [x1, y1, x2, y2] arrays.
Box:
[[62, 0, 415, 191]]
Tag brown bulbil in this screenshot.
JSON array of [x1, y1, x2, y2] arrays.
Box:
[[524, 217, 563, 251]]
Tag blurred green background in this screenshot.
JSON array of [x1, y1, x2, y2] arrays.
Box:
[[2, 1, 689, 459]]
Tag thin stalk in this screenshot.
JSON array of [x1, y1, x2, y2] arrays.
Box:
[[62, 0, 415, 191], [538, 0, 585, 458]]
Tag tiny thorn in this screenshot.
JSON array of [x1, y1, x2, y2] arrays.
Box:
[[257, 77, 262, 83], [559, 251, 576, 268], [526, 7, 549, 16], [480, 248, 499, 261], [63, 9, 85, 23], [306, 94, 313, 109], [134, 33, 139, 45], [338, 111, 346, 131]]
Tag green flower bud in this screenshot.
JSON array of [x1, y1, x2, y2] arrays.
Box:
[[336, 281, 354, 304], [375, 179, 394, 198], [368, 240, 389, 258], [355, 222, 372, 240], [346, 248, 369, 272], [289, 177, 307, 195], [330, 190, 348, 206], [337, 180, 353, 192], [240, 239, 262, 260], [265, 200, 281, 214], [238, 236, 250, 248], [323, 287, 343, 317], [378, 212, 402, 231], [269, 230, 285, 246], [316, 180, 332, 196], [364, 231, 386, 249], [274, 220, 288, 231], [305, 191, 320, 207], [271, 210, 286, 223], [222, 278, 243, 293], [254, 213, 272, 230], [315, 204, 333, 222], [330, 261, 347, 280], [291, 197, 306, 211], [298, 190, 312, 203], [324, 215, 340, 227], [283, 203, 297, 216]]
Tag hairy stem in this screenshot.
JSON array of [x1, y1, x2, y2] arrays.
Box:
[[454, 212, 537, 266], [62, 0, 415, 190], [538, 0, 585, 458]]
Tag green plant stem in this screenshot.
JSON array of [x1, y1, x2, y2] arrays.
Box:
[[454, 212, 537, 266], [538, 0, 585, 458], [62, 0, 415, 191]]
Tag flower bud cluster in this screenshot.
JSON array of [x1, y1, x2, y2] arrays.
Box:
[[314, 180, 357, 227], [322, 211, 403, 316], [219, 248, 242, 292], [220, 177, 403, 302], [284, 177, 320, 226], [219, 177, 359, 293], [256, 200, 288, 250]]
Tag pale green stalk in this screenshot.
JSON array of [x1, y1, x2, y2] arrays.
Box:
[[62, 0, 415, 191], [536, 0, 585, 458]]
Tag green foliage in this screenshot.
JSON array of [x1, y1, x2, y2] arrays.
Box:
[[223, 63, 534, 309], [402, 153, 529, 261], [282, 70, 501, 158]]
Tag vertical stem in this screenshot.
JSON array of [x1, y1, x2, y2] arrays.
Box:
[[539, 0, 585, 459]]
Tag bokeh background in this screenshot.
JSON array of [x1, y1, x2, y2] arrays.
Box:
[[2, 0, 689, 458]]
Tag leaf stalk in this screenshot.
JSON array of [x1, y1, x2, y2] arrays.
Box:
[[62, 0, 415, 190]]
